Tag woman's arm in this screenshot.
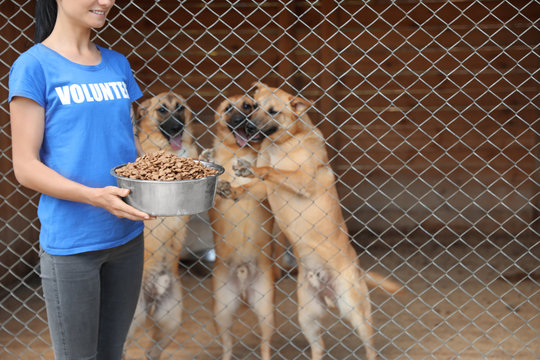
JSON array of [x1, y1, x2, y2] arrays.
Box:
[[10, 96, 152, 221]]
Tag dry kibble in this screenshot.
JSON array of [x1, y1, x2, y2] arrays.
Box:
[[115, 150, 218, 181]]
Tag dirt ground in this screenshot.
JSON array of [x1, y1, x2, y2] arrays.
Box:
[[1, 235, 538, 360]]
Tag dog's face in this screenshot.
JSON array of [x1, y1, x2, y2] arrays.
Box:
[[250, 82, 311, 143], [215, 95, 264, 148], [137, 92, 193, 153]]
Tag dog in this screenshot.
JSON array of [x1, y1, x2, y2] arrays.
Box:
[[204, 95, 276, 360], [231, 83, 402, 360], [129, 92, 197, 359]]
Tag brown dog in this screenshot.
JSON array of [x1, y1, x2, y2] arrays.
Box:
[[204, 95, 276, 360], [129, 92, 197, 359], [232, 83, 402, 360]]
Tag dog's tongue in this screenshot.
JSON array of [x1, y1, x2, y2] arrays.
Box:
[[234, 129, 249, 147], [170, 134, 183, 150]]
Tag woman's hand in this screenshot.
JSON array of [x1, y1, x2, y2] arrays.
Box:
[[88, 186, 155, 221]]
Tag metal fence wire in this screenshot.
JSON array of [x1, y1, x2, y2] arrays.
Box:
[[1, 0, 539, 359]]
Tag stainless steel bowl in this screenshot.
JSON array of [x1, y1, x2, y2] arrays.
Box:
[[110, 161, 224, 216]]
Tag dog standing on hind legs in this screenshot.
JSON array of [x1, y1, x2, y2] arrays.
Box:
[[232, 83, 403, 360], [127, 92, 197, 359], [203, 95, 276, 360]]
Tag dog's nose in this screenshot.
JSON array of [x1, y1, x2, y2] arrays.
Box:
[[245, 121, 258, 136], [159, 117, 184, 138], [228, 114, 245, 129]]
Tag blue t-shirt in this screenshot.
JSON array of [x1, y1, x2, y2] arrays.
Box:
[[9, 43, 144, 255]]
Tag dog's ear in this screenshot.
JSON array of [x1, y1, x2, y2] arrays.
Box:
[[137, 97, 153, 121], [251, 81, 263, 89], [290, 96, 312, 114], [250, 82, 268, 93], [183, 103, 193, 124]]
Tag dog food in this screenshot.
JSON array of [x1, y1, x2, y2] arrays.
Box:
[[115, 150, 218, 181]]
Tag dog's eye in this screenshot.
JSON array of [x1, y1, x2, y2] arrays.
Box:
[[242, 102, 252, 110], [225, 104, 233, 113], [268, 107, 278, 116], [176, 104, 185, 112], [158, 106, 169, 114]]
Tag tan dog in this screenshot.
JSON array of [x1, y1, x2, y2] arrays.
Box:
[[129, 92, 197, 359], [204, 95, 275, 360], [232, 83, 402, 360]]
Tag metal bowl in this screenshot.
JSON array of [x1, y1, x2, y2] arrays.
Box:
[[110, 161, 224, 216]]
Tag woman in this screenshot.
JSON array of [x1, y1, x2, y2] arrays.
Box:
[[9, 1, 152, 358]]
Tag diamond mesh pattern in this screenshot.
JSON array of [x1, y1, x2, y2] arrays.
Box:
[[0, 1, 538, 359]]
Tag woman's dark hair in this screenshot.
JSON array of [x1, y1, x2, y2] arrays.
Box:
[[34, 0, 57, 43]]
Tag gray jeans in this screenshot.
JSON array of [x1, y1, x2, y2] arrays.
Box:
[[40, 232, 144, 360]]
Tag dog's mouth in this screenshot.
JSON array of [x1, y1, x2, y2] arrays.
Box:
[[169, 133, 183, 150], [227, 119, 267, 147], [225, 111, 256, 147], [260, 125, 278, 138], [232, 126, 264, 147], [229, 122, 278, 147]]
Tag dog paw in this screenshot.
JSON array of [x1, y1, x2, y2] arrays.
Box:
[[232, 158, 254, 178], [216, 180, 237, 200], [143, 269, 173, 302], [199, 148, 215, 163]]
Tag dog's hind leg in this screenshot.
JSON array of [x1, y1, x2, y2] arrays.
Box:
[[247, 264, 274, 360], [297, 268, 326, 360], [335, 268, 377, 360], [213, 263, 241, 360], [146, 273, 182, 360]]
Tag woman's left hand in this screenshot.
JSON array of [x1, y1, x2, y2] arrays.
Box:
[[88, 186, 155, 221]]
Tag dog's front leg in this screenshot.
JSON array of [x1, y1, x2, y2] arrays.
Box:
[[199, 148, 215, 163], [226, 159, 268, 196], [231, 158, 257, 178], [215, 180, 240, 200], [233, 159, 316, 198]]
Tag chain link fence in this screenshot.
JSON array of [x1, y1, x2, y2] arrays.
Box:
[[1, 0, 538, 359]]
